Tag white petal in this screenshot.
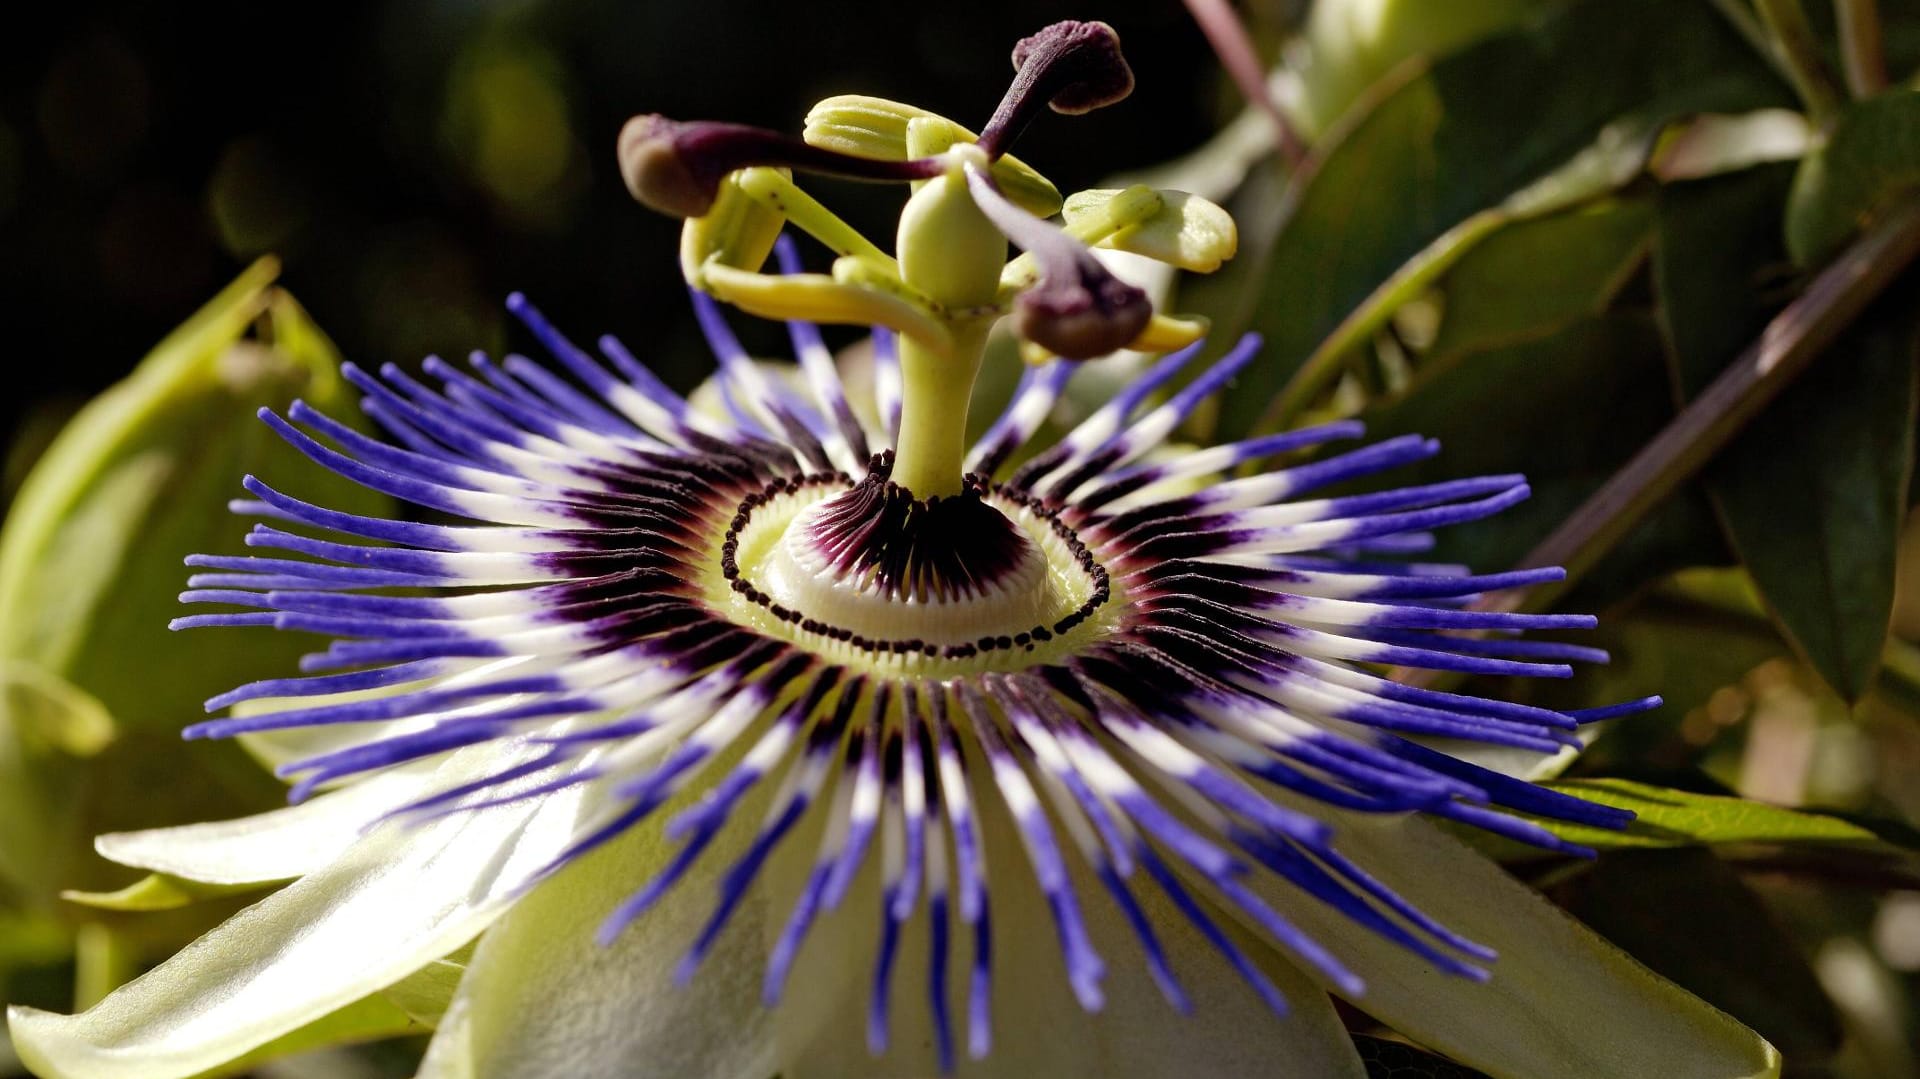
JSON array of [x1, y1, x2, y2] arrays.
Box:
[[417, 787, 778, 1079], [773, 792, 1366, 1079], [235, 721, 407, 778], [93, 768, 432, 885], [9, 764, 588, 1079], [1241, 807, 1781, 1079], [1418, 736, 1585, 781]]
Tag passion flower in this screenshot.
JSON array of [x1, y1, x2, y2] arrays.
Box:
[[8, 20, 1779, 1079]]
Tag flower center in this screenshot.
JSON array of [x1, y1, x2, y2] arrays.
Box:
[[715, 455, 1112, 673], [621, 19, 1212, 503]]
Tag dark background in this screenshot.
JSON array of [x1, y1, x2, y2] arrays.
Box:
[[0, 1, 1227, 454]]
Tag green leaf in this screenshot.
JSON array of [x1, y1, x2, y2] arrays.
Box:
[[60, 874, 265, 914], [1355, 314, 1728, 609], [7, 760, 581, 1079], [1215, 0, 1790, 438], [0, 912, 71, 973], [1721, 293, 1917, 701], [1786, 90, 1920, 266], [378, 951, 470, 1029], [180, 991, 426, 1079], [1659, 163, 1920, 701], [1290, 0, 1559, 139], [1421, 195, 1654, 380], [0, 265, 396, 903], [1556, 849, 1842, 1062], [1482, 578, 1788, 767], [0, 666, 113, 909], [1532, 778, 1886, 851]]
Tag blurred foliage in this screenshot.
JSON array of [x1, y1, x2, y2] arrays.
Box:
[[1658, 162, 1917, 702], [1166, 1, 1920, 1076], [1204, 0, 1791, 438], [7, 0, 1920, 1076], [0, 261, 391, 903], [0, 262, 393, 1061]]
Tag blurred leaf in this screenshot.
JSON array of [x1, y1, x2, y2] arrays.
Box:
[[1290, 0, 1558, 139], [1725, 294, 1917, 701], [378, 947, 472, 1028], [1254, 114, 1661, 433], [1351, 1034, 1491, 1079], [1659, 164, 1920, 701], [1485, 578, 1786, 764], [60, 874, 264, 914], [1421, 195, 1653, 375], [1532, 778, 1888, 851], [0, 261, 394, 902], [1357, 314, 1727, 608], [0, 664, 113, 760], [1786, 90, 1920, 266], [0, 913, 70, 974], [1650, 109, 1812, 183], [3, 401, 84, 511], [1214, 0, 1790, 438], [1656, 164, 1798, 374], [1557, 849, 1842, 1061], [182, 991, 427, 1079], [0, 668, 112, 911], [0, 258, 276, 682]]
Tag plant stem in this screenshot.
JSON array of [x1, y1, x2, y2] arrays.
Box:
[[1181, 0, 1306, 168], [1753, 0, 1845, 124], [1709, 0, 1780, 59], [73, 923, 135, 1011], [1834, 0, 1889, 98], [1881, 637, 1920, 701], [1485, 199, 1920, 616]]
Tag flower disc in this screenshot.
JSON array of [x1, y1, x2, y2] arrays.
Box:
[[167, 256, 1649, 1072]]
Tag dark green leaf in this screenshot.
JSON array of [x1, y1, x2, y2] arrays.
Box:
[[1556, 849, 1842, 1060], [1725, 293, 1917, 701], [1356, 314, 1728, 609], [1422, 197, 1653, 369], [1213, 0, 1789, 438], [1659, 165, 1920, 701], [1483, 583, 1787, 769], [1786, 90, 1920, 266]]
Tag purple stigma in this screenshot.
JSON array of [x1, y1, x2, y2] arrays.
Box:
[[618, 114, 945, 218], [978, 21, 1135, 159], [964, 164, 1151, 360]]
